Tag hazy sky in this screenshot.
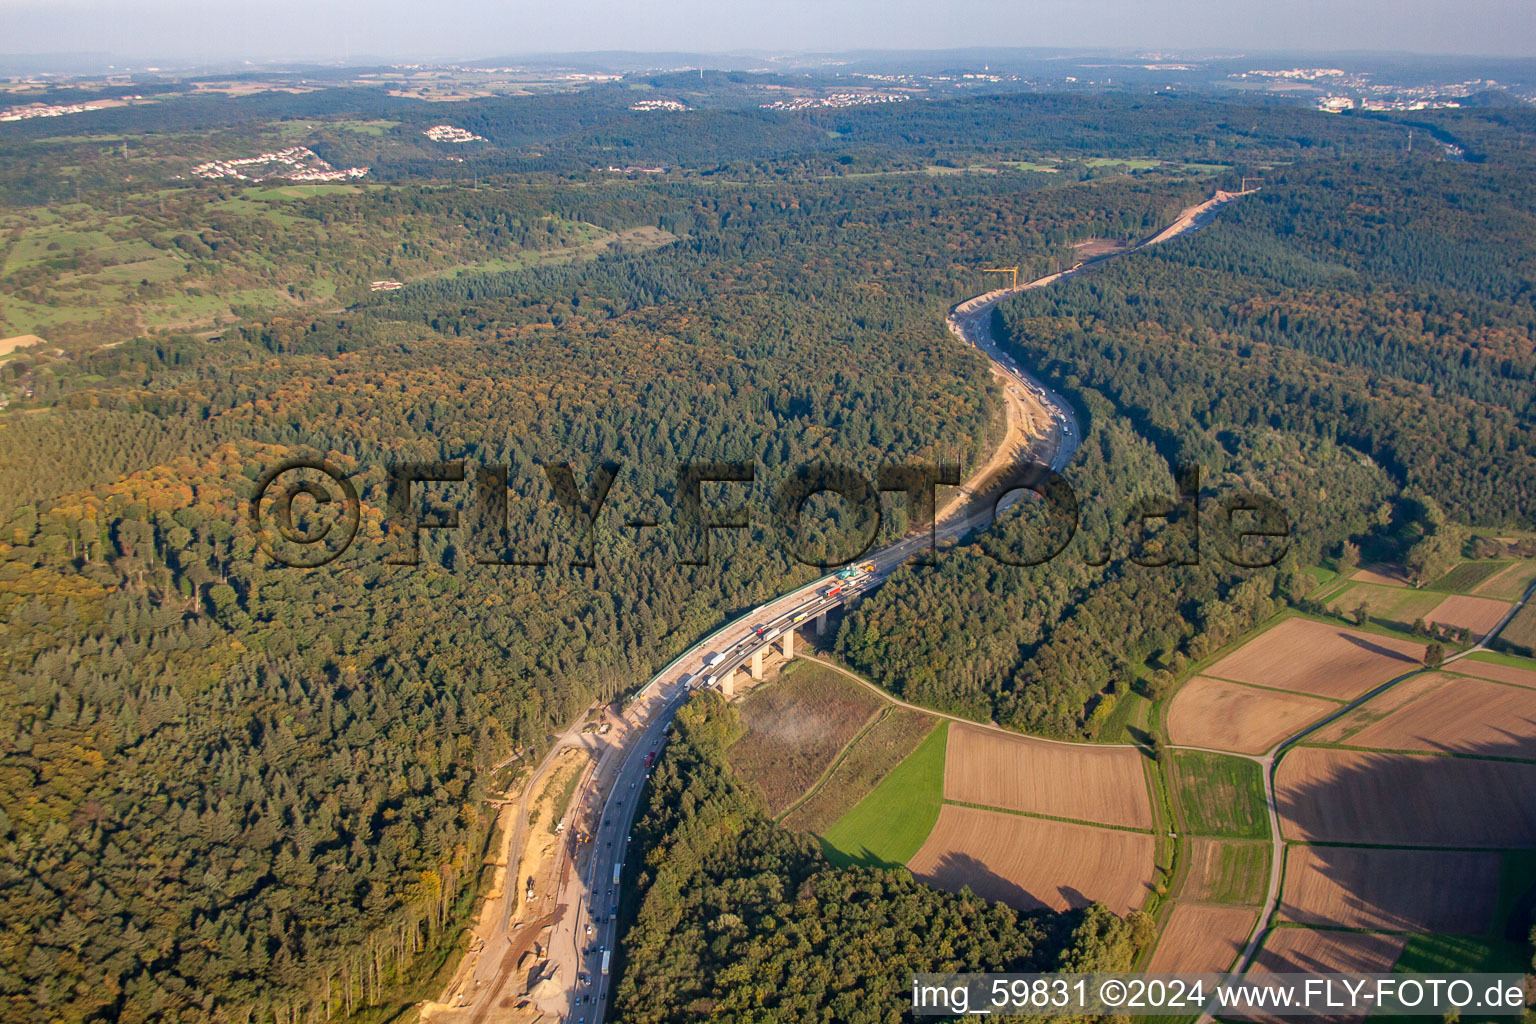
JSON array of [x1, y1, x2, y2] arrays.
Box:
[[2, 0, 1533, 62]]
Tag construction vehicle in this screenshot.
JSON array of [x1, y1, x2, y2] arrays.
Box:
[[982, 266, 1019, 289]]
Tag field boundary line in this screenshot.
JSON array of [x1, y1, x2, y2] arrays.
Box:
[[1292, 741, 1536, 765], [940, 798, 1157, 835], [1192, 673, 1352, 702]]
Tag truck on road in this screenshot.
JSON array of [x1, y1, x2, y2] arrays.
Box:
[[612, 862, 621, 886], [601, 950, 611, 976], [704, 652, 724, 668]]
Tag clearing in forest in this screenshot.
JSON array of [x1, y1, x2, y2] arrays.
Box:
[[727, 659, 884, 814], [780, 705, 936, 833]]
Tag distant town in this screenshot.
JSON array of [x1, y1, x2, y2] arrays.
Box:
[[190, 145, 368, 182], [422, 124, 486, 142]]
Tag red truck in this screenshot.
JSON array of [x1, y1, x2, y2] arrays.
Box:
[[643, 752, 655, 769]]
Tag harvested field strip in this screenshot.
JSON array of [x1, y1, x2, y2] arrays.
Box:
[[941, 798, 1154, 834], [1241, 928, 1409, 1023], [1168, 676, 1338, 755], [1181, 838, 1270, 905], [1205, 616, 1424, 701], [727, 660, 884, 814], [943, 721, 1154, 829], [907, 805, 1156, 915], [1171, 750, 1269, 840], [1342, 676, 1536, 758], [1457, 653, 1536, 689], [1146, 903, 1257, 974], [1473, 563, 1536, 602], [1197, 675, 1351, 701], [1351, 564, 1412, 587], [821, 721, 947, 868], [1306, 671, 1457, 744], [780, 705, 936, 833], [1279, 846, 1499, 933], [1424, 594, 1513, 640], [1275, 747, 1536, 847]]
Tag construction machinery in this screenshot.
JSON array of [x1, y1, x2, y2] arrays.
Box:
[[982, 266, 1019, 289]]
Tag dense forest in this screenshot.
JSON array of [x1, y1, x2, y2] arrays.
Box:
[[838, 153, 1536, 735], [613, 692, 1147, 1022], [0, 139, 1225, 1021], [1, 81, 1531, 1023]]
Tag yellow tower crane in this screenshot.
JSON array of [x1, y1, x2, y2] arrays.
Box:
[[982, 266, 1019, 290]]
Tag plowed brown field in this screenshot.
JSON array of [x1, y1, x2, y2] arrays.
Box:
[[1425, 594, 1513, 639], [1275, 747, 1536, 846], [1307, 672, 1455, 744], [907, 805, 1155, 915], [943, 722, 1153, 829], [1168, 677, 1337, 754], [1345, 677, 1536, 756], [1459, 658, 1536, 690], [1207, 618, 1422, 700], [1146, 903, 1256, 974], [1279, 845, 1499, 933], [1241, 930, 1408, 1023]]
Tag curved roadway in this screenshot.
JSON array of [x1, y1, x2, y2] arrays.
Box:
[[446, 188, 1254, 1024]]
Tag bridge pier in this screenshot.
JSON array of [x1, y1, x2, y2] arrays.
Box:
[[781, 629, 794, 659], [750, 649, 763, 681], [721, 667, 736, 697], [816, 611, 826, 636]]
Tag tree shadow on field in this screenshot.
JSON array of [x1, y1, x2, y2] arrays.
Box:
[[915, 851, 1056, 912], [1272, 730, 1536, 943], [1336, 630, 1420, 665]]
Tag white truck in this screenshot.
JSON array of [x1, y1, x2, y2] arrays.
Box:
[[704, 652, 724, 668]]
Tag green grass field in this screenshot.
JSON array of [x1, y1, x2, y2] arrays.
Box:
[[821, 720, 948, 869], [780, 704, 936, 833], [1171, 751, 1270, 840], [1326, 581, 1444, 631], [1189, 840, 1271, 904], [1379, 849, 1536, 1023]]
